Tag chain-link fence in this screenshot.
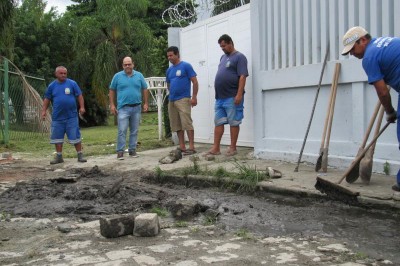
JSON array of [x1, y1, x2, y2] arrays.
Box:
[[0, 56, 51, 144]]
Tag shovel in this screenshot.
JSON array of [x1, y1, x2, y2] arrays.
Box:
[[359, 105, 385, 184], [317, 63, 341, 172], [294, 45, 330, 172], [315, 121, 391, 202], [315, 70, 336, 172], [345, 101, 381, 183]]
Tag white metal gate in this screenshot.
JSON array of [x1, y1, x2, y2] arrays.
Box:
[[179, 4, 253, 147]]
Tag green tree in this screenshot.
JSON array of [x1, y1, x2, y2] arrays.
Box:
[[72, 0, 153, 106], [0, 0, 16, 33], [12, 0, 74, 81], [0, 0, 17, 58]]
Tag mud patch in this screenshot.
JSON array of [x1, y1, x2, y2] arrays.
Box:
[[0, 166, 166, 219], [0, 166, 399, 264]]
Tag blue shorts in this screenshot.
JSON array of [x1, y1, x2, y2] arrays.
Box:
[[50, 117, 81, 144], [214, 97, 244, 126]]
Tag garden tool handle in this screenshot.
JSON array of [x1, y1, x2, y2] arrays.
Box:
[[324, 63, 340, 150], [338, 121, 391, 184], [360, 101, 381, 148], [319, 72, 336, 150]]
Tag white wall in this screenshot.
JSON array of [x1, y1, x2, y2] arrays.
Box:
[[170, 0, 400, 175], [251, 0, 400, 174], [177, 4, 253, 147]]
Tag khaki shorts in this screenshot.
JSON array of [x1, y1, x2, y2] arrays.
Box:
[[168, 97, 194, 132]]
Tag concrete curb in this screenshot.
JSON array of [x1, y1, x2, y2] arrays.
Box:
[[143, 173, 400, 211]]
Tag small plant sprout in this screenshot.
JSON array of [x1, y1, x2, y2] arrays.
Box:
[[383, 161, 390, 175]]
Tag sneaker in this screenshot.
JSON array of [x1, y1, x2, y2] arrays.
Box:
[[392, 184, 400, 192], [50, 154, 64, 165], [129, 150, 139, 158], [117, 151, 124, 160], [77, 153, 87, 163]]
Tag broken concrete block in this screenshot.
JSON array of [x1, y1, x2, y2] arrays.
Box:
[[133, 213, 160, 237], [169, 149, 182, 160], [57, 223, 74, 233], [167, 197, 202, 220], [159, 149, 182, 164], [159, 156, 175, 164], [100, 215, 135, 238]]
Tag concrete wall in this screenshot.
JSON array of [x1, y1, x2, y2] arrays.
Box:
[[170, 0, 400, 175], [251, 0, 400, 174]]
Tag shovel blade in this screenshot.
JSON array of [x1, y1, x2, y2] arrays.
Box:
[[321, 148, 329, 173], [359, 149, 374, 184], [345, 148, 364, 184], [315, 153, 323, 172]]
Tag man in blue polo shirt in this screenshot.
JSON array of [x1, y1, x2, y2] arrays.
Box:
[[41, 66, 87, 164], [166, 46, 199, 155], [342, 26, 400, 192], [109, 56, 149, 160]]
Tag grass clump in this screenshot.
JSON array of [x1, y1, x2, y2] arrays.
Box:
[[231, 160, 267, 193], [175, 221, 188, 227], [203, 214, 218, 226], [235, 228, 253, 240], [153, 166, 167, 183], [150, 207, 169, 218], [214, 166, 229, 178]]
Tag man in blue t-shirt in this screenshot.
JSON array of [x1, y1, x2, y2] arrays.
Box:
[[205, 34, 248, 157], [166, 46, 199, 155], [41, 66, 87, 164], [109, 56, 149, 160], [342, 26, 400, 192]]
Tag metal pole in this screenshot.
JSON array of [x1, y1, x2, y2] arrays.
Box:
[[157, 88, 163, 140], [3, 59, 9, 144]]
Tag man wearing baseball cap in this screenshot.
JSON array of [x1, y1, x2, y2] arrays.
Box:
[[342, 26, 400, 191]]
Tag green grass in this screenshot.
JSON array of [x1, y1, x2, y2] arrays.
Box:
[[174, 221, 188, 227], [0, 112, 173, 158], [150, 206, 169, 218], [235, 228, 253, 240]]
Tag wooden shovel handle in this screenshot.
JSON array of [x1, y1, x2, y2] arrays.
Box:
[[324, 63, 341, 150], [338, 121, 391, 184], [320, 70, 336, 150], [360, 101, 381, 148]]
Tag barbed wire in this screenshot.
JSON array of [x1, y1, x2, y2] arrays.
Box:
[[162, 0, 234, 27]]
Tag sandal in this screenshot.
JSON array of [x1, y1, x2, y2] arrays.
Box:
[[225, 150, 238, 156], [203, 150, 221, 157], [183, 149, 197, 155]]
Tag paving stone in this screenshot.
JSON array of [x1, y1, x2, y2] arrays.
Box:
[[100, 215, 135, 238], [133, 213, 160, 237]]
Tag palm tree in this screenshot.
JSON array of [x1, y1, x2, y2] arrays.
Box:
[[72, 0, 153, 106], [0, 0, 16, 33], [0, 0, 17, 58]]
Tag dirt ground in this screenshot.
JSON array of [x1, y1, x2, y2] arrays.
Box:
[[0, 157, 399, 265]]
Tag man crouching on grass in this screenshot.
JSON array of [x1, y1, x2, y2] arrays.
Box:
[[41, 66, 87, 165]]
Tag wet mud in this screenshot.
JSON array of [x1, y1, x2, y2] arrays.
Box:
[[0, 166, 399, 264]]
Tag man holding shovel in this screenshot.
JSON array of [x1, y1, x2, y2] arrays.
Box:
[[341, 26, 400, 191]]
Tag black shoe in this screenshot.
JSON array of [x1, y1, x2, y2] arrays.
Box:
[[77, 153, 87, 163], [50, 155, 64, 165], [392, 184, 400, 192], [117, 151, 124, 160], [129, 150, 139, 158]]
